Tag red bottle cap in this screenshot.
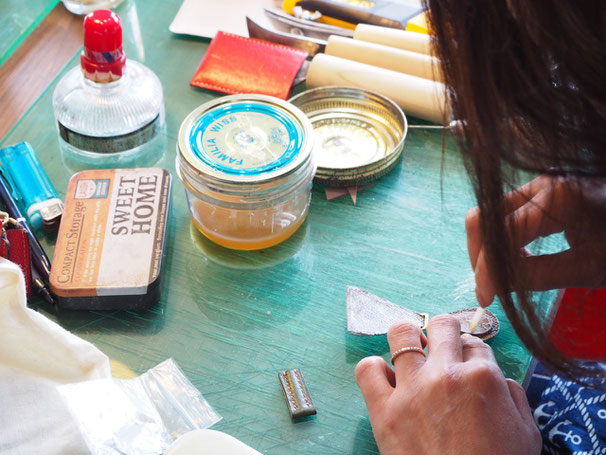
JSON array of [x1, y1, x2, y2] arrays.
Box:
[[80, 10, 126, 82]]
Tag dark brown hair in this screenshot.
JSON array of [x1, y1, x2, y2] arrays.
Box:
[[424, 0, 606, 380]]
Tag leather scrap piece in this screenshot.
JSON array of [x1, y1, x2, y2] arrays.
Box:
[[325, 185, 373, 204], [278, 369, 316, 419], [346, 287, 500, 341], [347, 286, 425, 336]]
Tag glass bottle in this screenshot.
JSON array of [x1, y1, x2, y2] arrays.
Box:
[[53, 9, 164, 169]]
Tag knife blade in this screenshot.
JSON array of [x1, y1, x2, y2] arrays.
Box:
[[263, 8, 354, 41], [246, 16, 326, 56]]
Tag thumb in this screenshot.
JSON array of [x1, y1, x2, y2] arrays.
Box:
[[355, 356, 394, 416]]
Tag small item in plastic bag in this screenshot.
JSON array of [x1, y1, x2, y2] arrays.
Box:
[[58, 358, 221, 455]]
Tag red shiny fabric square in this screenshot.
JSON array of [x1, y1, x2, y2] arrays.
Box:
[[191, 32, 308, 100]]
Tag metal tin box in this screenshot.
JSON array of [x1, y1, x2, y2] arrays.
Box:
[[50, 168, 171, 310]]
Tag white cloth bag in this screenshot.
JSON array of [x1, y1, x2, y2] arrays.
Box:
[[0, 258, 110, 454]]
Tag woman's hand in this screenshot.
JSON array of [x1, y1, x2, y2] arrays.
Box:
[[466, 175, 606, 306], [356, 316, 541, 455]]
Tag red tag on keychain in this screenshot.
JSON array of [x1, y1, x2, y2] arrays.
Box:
[[0, 213, 31, 296]]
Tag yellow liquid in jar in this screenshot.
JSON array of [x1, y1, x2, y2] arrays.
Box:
[[188, 192, 310, 250]]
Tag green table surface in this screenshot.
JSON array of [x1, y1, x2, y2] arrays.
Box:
[[0, 0, 61, 66], [2, 0, 536, 452]]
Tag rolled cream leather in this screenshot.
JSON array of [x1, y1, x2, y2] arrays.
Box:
[[306, 54, 450, 124], [326, 35, 443, 82], [354, 23, 433, 56]]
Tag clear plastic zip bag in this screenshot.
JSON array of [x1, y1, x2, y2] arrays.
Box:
[[58, 358, 221, 455]]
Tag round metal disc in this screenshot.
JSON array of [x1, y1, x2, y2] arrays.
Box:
[[451, 308, 500, 341]]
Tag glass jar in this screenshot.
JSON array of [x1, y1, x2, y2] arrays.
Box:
[[62, 0, 125, 15], [177, 95, 315, 250]]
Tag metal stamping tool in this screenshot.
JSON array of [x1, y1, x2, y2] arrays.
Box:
[[278, 369, 317, 419]]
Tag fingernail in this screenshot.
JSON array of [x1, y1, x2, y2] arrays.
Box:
[[476, 287, 495, 307], [475, 287, 487, 306]]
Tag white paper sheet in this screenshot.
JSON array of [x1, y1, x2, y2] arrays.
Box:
[[169, 0, 281, 38]]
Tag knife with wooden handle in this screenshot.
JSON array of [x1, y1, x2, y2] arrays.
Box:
[[247, 17, 440, 80], [306, 53, 450, 123], [248, 17, 434, 56], [246, 16, 449, 123], [353, 23, 433, 55], [325, 35, 442, 82]]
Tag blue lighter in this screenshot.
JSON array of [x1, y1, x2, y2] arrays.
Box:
[[0, 142, 63, 231]]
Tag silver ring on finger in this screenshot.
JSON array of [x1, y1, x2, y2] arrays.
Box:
[[391, 346, 426, 365]]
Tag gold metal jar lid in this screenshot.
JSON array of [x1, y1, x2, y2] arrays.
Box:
[[289, 86, 407, 187]]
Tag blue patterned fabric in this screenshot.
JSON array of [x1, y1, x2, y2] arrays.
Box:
[[532, 362, 606, 454]]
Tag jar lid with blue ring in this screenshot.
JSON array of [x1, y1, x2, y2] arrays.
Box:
[[178, 95, 314, 184]]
